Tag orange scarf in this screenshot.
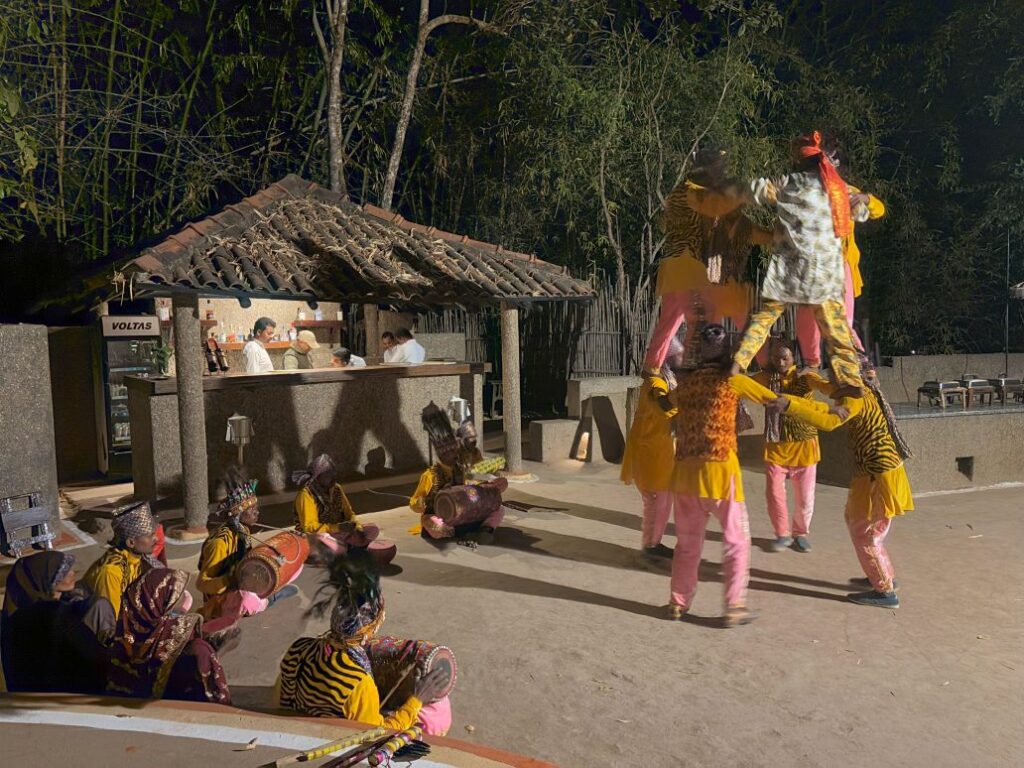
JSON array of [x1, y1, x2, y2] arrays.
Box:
[[793, 131, 851, 238]]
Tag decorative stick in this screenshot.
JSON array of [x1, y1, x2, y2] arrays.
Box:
[[266, 727, 388, 767]]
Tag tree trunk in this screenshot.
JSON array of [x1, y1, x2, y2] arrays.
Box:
[[380, 4, 487, 211], [321, 0, 350, 194]]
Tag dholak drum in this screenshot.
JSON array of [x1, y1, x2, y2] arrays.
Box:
[[368, 538, 397, 567], [366, 635, 457, 706], [433, 478, 508, 527], [236, 531, 309, 599]]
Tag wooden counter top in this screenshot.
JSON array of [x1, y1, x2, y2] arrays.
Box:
[[126, 361, 489, 395]]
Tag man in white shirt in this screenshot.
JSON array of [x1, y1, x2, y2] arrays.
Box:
[[330, 348, 367, 368], [242, 317, 276, 373], [394, 328, 426, 363], [381, 332, 400, 363]]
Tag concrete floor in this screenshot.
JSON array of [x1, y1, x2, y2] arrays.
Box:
[[5, 461, 1024, 767]]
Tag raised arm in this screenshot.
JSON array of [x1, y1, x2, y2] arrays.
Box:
[[729, 374, 784, 406]]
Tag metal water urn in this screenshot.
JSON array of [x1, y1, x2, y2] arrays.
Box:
[[226, 413, 254, 465], [447, 396, 470, 426]]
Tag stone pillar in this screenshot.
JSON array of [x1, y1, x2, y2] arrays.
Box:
[[172, 294, 209, 531], [500, 302, 523, 474], [364, 304, 380, 363]]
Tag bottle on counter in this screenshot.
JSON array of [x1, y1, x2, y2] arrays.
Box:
[[314, 308, 324, 321]]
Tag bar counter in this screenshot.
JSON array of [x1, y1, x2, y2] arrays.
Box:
[[126, 362, 486, 500]]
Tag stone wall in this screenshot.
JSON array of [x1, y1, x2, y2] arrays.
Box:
[[0, 325, 60, 525], [129, 369, 485, 499]]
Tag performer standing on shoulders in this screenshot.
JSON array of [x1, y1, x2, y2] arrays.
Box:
[[666, 325, 787, 627], [82, 501, 162, 619], [197, 475, 299, 621], [621, 336, 685, 559], [293, 454, 380, 555], [752, 339, 830, 553], [770, 353, 913, 608], [795, 138, 885, 367], [731, 130, 864, 392], [644, 147, 772, 375]]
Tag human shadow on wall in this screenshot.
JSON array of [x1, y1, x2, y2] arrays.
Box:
[[589, 395, 625, 463], [306, 376, 424, 481]]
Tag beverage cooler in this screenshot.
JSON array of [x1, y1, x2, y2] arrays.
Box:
[[98, 315, 160, 476]]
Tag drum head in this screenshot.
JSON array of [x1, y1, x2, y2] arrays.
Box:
[[236, 557, 276, 599], [368, 538, 397, 566], [424, 646, 457, 702]]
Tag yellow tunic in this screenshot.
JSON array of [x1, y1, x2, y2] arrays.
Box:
[[752, 368, 830, 468], [294, 484, 361, 534], [620, 377, 676, 491], [669, 374, 780, 501], [409, 463, 456, 516], [846, 187, 885, 298], [277, 636, 422, 729], [196, 523, 249, 598], [81, 548, 145, 619], [783, 395, 914, 520]]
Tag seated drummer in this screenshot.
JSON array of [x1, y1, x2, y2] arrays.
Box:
[[411, 409, 504, 544], [276, 550, 452, 734], [82, 501, 163, 619], [293, 454, 380, 555], [197, 475, 298, 621]]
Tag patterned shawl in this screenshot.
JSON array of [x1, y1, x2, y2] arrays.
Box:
[[292, 454, 340, 522], [106, 569, 228, 703], [2, 551, 74, 618]]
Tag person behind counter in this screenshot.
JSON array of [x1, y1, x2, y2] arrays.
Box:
[[331, 347, 367, 368], [381, 332, 399, 363], [283, 330, 319, 370], [393, 328, 426, 363], [242, 317, 276, 373]]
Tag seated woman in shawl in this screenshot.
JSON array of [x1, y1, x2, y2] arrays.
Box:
[[106, 568, 232, 704], [293, 454, 380, 555], [277, 550, 452, 735], [1, 551, 112, 693], [197, 475, 299, 621]]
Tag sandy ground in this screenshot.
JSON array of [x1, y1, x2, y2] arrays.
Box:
[[6, 462, 1024, 767]]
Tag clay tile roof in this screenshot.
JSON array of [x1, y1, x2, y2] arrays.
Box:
[[117, 174, 593, 307]]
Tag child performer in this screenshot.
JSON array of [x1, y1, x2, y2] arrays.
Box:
[[752, 339, 830, 553]]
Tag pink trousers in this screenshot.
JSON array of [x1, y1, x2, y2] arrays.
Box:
[[796, 262, 864, 366], [846, 511, 896, 593], [423, 507, 505, 540], [312, 524, 381, 554], [764, 463, 816, 538], [644, 290, 746, 371], [670, 486, 750, 609], [639, 490, 673, 548], [417, 696, 453, 736]]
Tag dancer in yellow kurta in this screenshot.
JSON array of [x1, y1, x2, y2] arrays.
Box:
[[622, 337, 685, 558], [292, 454, 379, 554], [645, 147, 772, 374], [752, 339, 831, 552], [772, 354, 913, 608]]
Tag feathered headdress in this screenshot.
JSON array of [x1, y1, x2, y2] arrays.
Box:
[[217, 466, 258, 518], [421, 402, 459, 461], [307, 546, 384, 672]]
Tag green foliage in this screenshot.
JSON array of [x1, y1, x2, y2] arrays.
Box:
[[0, 0, 1019, 352]]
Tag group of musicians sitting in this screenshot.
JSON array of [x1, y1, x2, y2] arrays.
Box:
[[1, 403, 499, 740]]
